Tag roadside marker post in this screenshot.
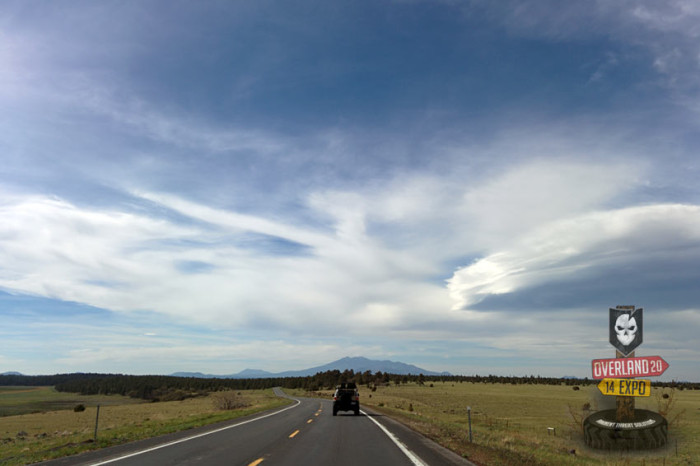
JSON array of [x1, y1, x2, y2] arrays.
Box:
[[467, 406, 472, 443], [94, 404, 101, 443]]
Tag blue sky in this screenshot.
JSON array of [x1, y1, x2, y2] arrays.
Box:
[[2, 0, 699, 380]]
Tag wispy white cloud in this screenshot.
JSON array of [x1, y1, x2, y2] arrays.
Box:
[[460, 158, 642, 248], [0, 194, 192, 303], [79, 90, 286, 155], [0, 153, 668, 335], [587, 52, 619, 83], [134, 190, 329, 249], [0, 186, 443, 334]]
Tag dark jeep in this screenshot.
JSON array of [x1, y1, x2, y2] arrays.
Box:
[[332, 382, 360, 416]]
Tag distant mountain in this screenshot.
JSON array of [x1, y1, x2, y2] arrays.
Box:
[[170, 371, 225, 379], [1, 371, 23, 376], [170, 356, 449, 379], [270, 356, 449, 378], [235, 368, 275, 378], [170, 369, 275, 379]]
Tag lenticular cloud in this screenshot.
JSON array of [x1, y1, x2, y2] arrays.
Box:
[[447, 204, 700, 310]]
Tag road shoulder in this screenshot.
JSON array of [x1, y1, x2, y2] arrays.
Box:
[[35, 398, 298, 466], [360, 405, 477, 466]]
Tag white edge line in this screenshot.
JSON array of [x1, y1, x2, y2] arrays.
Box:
[[361, 409, 428, 466], [88, 398, 301, 465]]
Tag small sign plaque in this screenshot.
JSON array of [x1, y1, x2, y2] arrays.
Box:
[[597, 378, 651, 397]]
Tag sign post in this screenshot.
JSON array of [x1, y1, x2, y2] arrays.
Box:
[[585, 304, 669, 450]]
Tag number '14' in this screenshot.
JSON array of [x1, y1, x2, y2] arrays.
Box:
[[606, 381, 615, 393]]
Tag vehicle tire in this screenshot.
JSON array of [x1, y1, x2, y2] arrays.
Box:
[[354, 407, 360, 416], [333, 408, 337, 416], [583, 409, 667, 450]]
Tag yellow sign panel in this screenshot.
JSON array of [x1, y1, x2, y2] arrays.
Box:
[[597, 378, 651, 397]]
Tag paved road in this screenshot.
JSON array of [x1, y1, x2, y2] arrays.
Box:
[[38, 388, 473, 466]]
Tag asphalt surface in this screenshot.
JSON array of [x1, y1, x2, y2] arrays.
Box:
[[37, 388, 475, 466]]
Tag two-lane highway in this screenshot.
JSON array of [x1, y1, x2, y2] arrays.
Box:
[[39, 389, 473, 466]]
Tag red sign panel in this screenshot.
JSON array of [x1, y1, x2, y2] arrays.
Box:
[[591, 356, 669, 379]]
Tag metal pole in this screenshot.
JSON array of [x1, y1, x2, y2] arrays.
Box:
[[467, 406, 472, 442], [94, 405, 100, 442]]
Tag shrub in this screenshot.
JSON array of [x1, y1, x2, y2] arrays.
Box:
[[655, 388, 686, 427], [73, 404, 86, 412], [212, 391, 248, 411]]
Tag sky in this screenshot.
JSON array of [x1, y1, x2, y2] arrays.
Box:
[[1, 0, 699, 381]]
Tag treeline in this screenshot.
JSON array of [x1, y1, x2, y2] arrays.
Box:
[[0, 373, 107, 387], [1, 371, 697, 402]]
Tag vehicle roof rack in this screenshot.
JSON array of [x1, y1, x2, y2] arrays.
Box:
[[336, 382, 357, 389]]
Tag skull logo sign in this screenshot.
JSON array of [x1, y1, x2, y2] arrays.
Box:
[[614, 314, 637, 346], [609, 307, 643, 356]]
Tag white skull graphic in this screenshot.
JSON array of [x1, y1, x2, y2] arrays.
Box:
[[615, 314, 637, 346]]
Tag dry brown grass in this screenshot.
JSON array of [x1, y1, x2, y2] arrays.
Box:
[[0, 388, 289, 465], [298, 381, 700, 465]]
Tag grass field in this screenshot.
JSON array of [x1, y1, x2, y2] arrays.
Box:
[[301, 381, 700, 465], [0, 387, 290, 465], [2, 383, 697, 465], [0, 386, 145, 417]]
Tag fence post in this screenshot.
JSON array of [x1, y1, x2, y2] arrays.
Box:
[[467, 406, 472, 442], [94, 405, 100, 442]]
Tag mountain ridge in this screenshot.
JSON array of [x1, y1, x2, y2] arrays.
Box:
[[171, 356, 450, 379]]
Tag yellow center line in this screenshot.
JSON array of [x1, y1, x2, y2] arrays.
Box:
[[289, 429, 300, 438], [248, 459, 264, 466]]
